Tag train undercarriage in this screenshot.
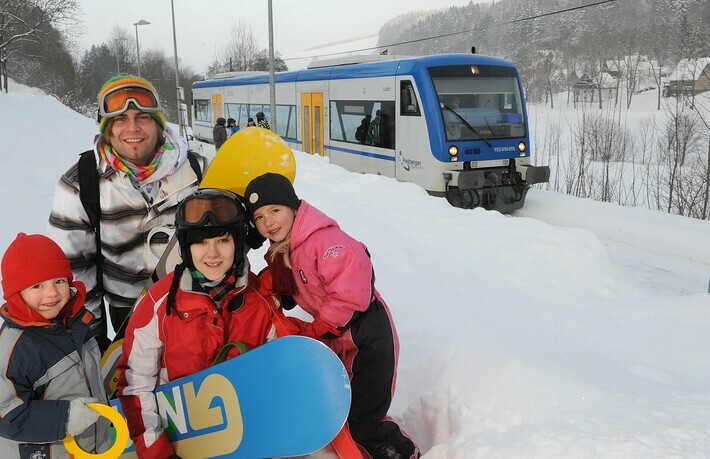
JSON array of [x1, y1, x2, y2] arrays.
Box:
[[442, 160, 550, 213]]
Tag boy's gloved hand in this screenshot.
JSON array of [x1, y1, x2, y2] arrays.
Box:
[[66, 397, 100, 436]]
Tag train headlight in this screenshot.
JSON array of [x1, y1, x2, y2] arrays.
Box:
[[518, 142, 526, 156], [449, 146, 459, 156]]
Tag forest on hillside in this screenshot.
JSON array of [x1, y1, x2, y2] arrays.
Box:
[[378, 0, 709, 104], [0, 1, 284, 122]]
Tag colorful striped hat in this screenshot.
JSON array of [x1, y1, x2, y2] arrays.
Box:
[[97, 75, 167, 134]]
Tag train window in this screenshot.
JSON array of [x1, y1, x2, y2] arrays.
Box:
[[275, 105, 297, 139], [370, 103, 395, 149], [246, 104, 271, 122], [503, 93, 514, 110], [329, 100, 395, 149], [400, 81, 421, 116], [303, 106, 311, 152], [194, 99, 211, 122], [225, 103, 241, 124], [429, 65, 526, 141], [328, 101, 347, 142], [246, 105, 259, 119], [314, 106, 322, 153]]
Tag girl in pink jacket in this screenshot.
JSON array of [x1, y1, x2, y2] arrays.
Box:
[[245, 173, 419, 459]]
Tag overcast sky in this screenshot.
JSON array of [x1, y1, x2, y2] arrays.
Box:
[[74, 0, 490, 74]]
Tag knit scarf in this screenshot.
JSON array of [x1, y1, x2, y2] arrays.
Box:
[[99, 142, 167, 183], [191, 265, 237, 305]]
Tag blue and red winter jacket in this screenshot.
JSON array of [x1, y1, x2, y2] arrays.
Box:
[[0, 282, 109, 459]]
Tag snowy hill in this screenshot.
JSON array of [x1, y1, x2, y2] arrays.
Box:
[[1, 85, 709, 458], [0, 80, 97, 252]]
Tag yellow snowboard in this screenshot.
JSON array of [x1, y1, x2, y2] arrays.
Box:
[[202, 127, 296, 196]]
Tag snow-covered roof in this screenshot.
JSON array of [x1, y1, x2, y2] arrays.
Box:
[[306, 53, 406, 69], [212, 71, 267, 79], [668, 58, 710, 81]]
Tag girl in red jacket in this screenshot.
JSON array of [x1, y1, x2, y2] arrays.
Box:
[[117, 189, 286, 459], [245, 173, 419, 459]]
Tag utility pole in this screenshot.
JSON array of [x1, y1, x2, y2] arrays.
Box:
[[268, 0, 276, 130], [170, 0, 186, 141], [0, 32, 5, 93]]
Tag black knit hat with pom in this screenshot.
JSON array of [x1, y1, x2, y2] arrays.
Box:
[[244, 173, 300, 216]]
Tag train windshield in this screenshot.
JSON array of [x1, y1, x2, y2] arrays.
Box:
[[428, 65, 526, 142]]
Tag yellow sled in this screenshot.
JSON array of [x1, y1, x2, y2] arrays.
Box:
[[201, 127, 296, 196]]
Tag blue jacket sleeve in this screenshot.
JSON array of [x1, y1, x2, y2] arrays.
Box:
[[0, 356, 70, 442], [0, 398, 70, 442]]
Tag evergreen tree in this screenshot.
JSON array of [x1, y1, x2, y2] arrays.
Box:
[[251, 50, 288, 72]]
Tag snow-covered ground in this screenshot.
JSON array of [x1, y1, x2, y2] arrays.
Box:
[[1, 79, 709, 458]]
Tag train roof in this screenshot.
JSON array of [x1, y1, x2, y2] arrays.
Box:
[[192, 53, 517, 89], [305, 54, 408, 68]]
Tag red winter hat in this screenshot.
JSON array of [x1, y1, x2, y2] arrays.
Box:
[[1, 233, 73, 300]]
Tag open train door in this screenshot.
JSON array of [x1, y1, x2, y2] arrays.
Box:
[[300, 92, 324, 156]]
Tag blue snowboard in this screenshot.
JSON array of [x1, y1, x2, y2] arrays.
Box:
[[112, 336, 351, 458]]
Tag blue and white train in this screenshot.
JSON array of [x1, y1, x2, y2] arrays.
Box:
[[191, 53, 549, 212]]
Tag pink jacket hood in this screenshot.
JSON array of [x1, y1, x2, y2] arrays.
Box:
[[289, 200, 340, 250]]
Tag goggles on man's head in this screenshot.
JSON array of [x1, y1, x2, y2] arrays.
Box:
[[99, 84, 162, 118], [176, 189, 247, 229]]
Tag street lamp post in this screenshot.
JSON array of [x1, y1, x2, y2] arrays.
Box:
[[133, 19, 150, 78]]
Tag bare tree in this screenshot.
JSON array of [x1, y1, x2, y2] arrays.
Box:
[[624, 54, 642, 109], [537, 51, 557, 109], [576, 33, 609, 111], [135, 48, 200, 124], [107, 26, 135, 76], [512, 46, 536, 102], [657, 97, 703, 215], [645, 0, 678, 110], [0, 0, 79, 92], [558, 45, 579, 107], [690, 93, 710, 219], [216, 20, 259, 73]]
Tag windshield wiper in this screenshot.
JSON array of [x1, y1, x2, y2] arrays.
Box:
[[442, 104, 493, 147]]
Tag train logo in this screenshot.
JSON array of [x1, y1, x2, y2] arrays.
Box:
[[398, 151, 423, 172]]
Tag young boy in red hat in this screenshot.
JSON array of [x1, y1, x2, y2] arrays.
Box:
[[0, 233, 109, 459]]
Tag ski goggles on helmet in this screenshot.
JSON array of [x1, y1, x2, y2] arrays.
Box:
[[99, 84, 162, 118], [176, 189, 247, 229]]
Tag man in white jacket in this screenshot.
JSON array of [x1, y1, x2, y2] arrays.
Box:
[[48, 75, 207, 350]]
